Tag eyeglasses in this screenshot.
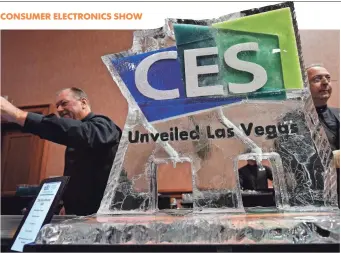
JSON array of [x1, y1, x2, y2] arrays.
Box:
[[310, 74, 331, 83]]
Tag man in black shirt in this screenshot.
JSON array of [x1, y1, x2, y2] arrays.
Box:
[[307, 64, 340, 151], [1, 88, 122, 215], [239, 159, 273, 191], [307, 64, 340, 204]]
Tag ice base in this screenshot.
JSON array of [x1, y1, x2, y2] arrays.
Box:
[[36, 209, 339, 245]]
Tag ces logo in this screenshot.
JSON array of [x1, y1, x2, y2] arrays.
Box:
[[111, 41, 281, 122], [111, 27, 289, 123], [134, 42, 268, 100], [108, 8, 303, 122]]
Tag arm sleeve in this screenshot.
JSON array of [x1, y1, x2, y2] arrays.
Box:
[[266, 166, 273, 181], [239, 172, 244, 189], [23, 112, 121, 149]]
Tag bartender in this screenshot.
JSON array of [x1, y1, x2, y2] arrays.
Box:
[[239, 158, 273, 191]]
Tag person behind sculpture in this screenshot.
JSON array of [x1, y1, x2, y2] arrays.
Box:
[[238, 158, 273, 191], [307, 64, 340, 151], [0, 88, 122, 216], [307, 64, 340, 203]]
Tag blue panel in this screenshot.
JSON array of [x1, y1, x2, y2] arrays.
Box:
[[111, 47, 242, 122]]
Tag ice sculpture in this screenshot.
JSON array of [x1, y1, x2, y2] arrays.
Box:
[[36, 2, 339, 245]]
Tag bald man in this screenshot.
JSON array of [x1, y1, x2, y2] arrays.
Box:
[[307, 64, 339, 151], [307, 64, 340, 205]]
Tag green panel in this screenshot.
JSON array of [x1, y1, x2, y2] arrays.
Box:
[[174, 23, 286, 100], [214, 29, 284, 94], [173, 24, 220, 93], [212, 7, 303, 90]]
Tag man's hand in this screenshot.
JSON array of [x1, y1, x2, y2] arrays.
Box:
[[59, 206, 66, 215], [333, 150, 340, 169], [1, 96, 28, 126]]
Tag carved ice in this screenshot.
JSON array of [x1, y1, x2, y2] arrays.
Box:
[[36, 2, 339, 246]]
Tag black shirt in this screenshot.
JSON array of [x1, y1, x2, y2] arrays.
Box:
[[316, 106, 340, 206], [239, 164, 273, 191], [316, 106, 340, 151], [23, 112, 122, 215]]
